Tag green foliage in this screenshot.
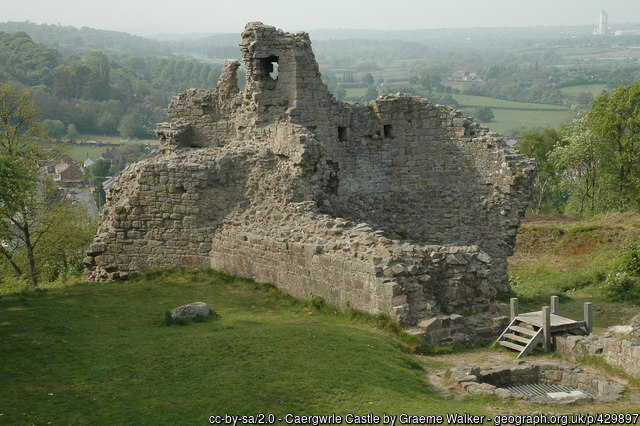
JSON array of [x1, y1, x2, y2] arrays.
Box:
[[88, 158, 112, 179], [550, 116, 615, 217], [362, 85, 379, 101], [473, 106, 494, 122], [602, 272, 640, 302], [0, 85, 96, 288], [600, 245, 640, 303], [431, 93, 459, 108], [546, 81, 640, 216], [333, 85, 346, 101], [66, 123, 78, 141], [307, 294, 326, 310], [0, 31, 58, 86], [517, 127, 567, 213], [42, 119, 65, 138], [620, 245, 640, 276], [0, 30, 218, 139], [588, 81, 640, 210]]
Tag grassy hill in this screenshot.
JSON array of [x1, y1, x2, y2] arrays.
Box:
[[0, 270, 491, 424]]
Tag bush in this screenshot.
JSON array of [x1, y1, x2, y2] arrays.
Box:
[[620, 245, 640, 276], [602, 271, 640, 302], [474, 106, 494, 122], [307, 294, 326, 310]]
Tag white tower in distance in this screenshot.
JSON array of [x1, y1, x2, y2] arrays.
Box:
[[594, 10, 609, 35]]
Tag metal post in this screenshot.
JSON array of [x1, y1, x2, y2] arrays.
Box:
[[510, 298, 519, 321], [542, 306, 551, 352], [584, 302, 593, 335], [551, 296, 559, 315]]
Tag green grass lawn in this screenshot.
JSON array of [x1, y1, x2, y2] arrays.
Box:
[[0, 270, 491, 424]]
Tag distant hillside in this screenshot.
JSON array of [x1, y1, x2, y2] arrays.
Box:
[[0, 21, 170, 58]]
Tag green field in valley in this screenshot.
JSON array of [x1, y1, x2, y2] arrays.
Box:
[[453, 94, 568, 111], [465, 107, 574, 136], [452, 94, 573, 135], [559, 84, 608, 96]]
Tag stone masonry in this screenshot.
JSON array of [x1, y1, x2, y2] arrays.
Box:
[[85, 23, 536, 345], [555, 317, 640, 378]]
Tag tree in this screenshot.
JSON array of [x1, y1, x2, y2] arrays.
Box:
[[37, 203, 96, 281], [67, 123, 79, 142], [587, 81, 640, 210], [517, 127, 566, 213], [474, 106, 495, 122], [362, 85, 379, 102], [0, 84, 58, 286], [362, 73, 374, 86], [550, 116, 615, 217], [96, 111, 118, 134], [42, 119, 65, 139], [0, 84, 46, 155]]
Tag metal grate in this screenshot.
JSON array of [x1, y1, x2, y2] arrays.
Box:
[[502, 383, 588, 398]]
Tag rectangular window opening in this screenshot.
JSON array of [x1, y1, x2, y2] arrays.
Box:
[[338, 126, 347, 141]]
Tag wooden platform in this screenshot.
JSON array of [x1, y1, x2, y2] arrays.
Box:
[[494, 296, 593, 358], [516, 311, 587, 332]]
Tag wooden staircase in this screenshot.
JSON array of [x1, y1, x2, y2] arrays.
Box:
[[495, 319, 544, 359], [495, 296, 593, 358]]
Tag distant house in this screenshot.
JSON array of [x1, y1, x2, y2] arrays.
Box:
[[49, 155, 85, 187], [84, 158, 96, 168], [102, 176, 119, 195], [102, 147, 125, 169]]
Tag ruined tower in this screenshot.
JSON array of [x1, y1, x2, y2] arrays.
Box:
[[85, 23, 536, 345]]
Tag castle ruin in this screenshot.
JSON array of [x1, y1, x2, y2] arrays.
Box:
[[85, 23, 536, 345]]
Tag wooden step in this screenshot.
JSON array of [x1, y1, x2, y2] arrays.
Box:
[[503, 332, 532, 344], [509, 325, 537, 336], [499, 340, 526, 352], [516, 329, 543, 359]]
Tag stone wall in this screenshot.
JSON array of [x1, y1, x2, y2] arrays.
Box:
[[555, 321, 640, 378], [85, 22, 536, 345]]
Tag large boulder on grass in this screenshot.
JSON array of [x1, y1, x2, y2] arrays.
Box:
[[170, 302, 211, 320]]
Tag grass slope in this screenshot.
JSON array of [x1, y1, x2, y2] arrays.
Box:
[[509, 213, 640, 325], [0, 270, 487, 424]]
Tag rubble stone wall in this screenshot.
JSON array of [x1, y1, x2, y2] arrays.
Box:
[[85, 22, 536, 345], [556, 331, 640, 378]]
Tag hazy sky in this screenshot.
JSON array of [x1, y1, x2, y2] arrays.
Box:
[[2, 0, 639, 36]]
